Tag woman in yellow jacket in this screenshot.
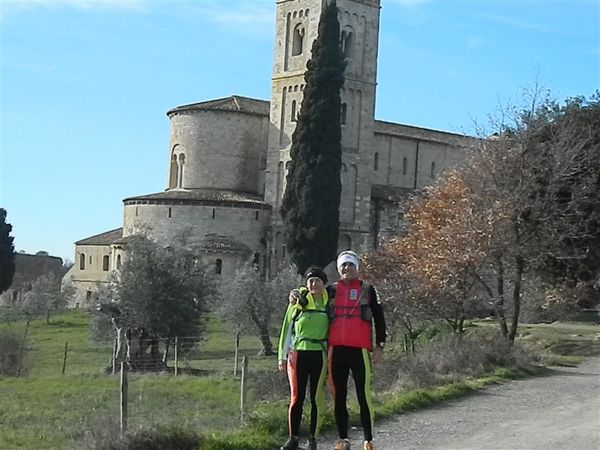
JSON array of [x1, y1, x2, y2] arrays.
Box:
[[278, 267, 331, 450]]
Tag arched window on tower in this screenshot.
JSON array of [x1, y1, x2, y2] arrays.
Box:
[[402, 157, 408, 176], [169, 154, 178, 189], [431, 161, 436, 179], [178, 153, 185, 188], [341, 29, 354, 58], [215, 259, 222, 275], [340, 103, 347, 125], [80, 253, 86, 270], [292, 24, 305, 56], [102, 255, 109, 271], [291, 100, 297, 122], [373, 152, 379, 171], [116, 254, 122, 270]]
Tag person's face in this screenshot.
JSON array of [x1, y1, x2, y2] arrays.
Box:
[[338, 262, 359, 281], [306, 276, 324, 294]]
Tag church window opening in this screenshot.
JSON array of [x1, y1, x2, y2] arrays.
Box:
[[292, 24, 305, 56], [135, 207, 138, 217], [402, 157, 408, 175], [168, 207, 172, 218], [103, 255, 109, 271], [212, 208, 216, 219], [255, 211, 259, 221], [215, 259, 222, 275], [374, 152, 379, 171], [117, 254, 122, 270], [253, 252, 260, 267], [169, 154, 178, 189], [291, 100, 297, 122], [89, 256, 92, 264], [341, 30, 354, 58], [431, 161, 436, 178], [86, 290, 92, 301], [80, 254, 86, 270], [177, 153, 185, 188], [340, 102, 347, 125]]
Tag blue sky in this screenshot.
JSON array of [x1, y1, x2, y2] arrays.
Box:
[[1, 0, 598, 263]]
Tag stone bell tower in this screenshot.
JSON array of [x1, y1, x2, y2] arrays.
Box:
[[264, 0, 382, 268]]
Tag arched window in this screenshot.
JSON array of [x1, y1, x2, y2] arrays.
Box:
[[80, 253, 86, 270], [402, 157, 408, 175], [340, 102, 347, 125], [215, 259, 222, 275], [339, 234, 352, 251], [253, 252, 260, 267], [116, 254, 122, 270], [212, 208, 216, 219], [431, 161, 436, 179], [291, 100, 297, 122], [373, 152, 379, 171], [169, 154, 178, 189], [102, 255, 109, 271], [341, 30, 354, 57], [178, 153, 186, 188], [292, 24, 305, 56]]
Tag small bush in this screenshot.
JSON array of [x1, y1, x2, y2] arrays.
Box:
[[0, 329, 26, 376], [395, 331, 532, 389]]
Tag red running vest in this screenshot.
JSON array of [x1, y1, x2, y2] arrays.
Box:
[[328, 279, 373, 351]]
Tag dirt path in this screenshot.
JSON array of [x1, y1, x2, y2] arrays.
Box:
[[317, 356, 600, 450]]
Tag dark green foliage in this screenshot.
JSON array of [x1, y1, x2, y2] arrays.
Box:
[[280, 0, 346, 274], [0, 208, 15, 294]]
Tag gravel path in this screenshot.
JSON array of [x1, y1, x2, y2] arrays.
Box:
[[315, 356, 600, 450]]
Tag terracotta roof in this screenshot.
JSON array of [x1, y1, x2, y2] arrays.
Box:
[[123, 189, 271, 209], [167, 95, 270, 117], [374, 120, 477, 146], [75, 228, 123, 246]]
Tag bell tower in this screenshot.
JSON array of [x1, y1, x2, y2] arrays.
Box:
[[265, 0, 382, 267]]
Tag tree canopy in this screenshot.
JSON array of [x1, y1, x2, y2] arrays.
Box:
[[280, 0, 346, 274], [0, 208, 15, 294]]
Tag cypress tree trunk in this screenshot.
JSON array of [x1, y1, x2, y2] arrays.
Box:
[[280, 0, 346, 274]]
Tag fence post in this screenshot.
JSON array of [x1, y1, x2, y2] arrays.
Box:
[[61, 342, 68, 375], [174, 336, 179, 377], [240, 356, 248, 422], [120, 361, 128, 436], [233, 331, 240, 375]]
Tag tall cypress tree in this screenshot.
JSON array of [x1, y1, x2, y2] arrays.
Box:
[[0, 208, 15, 294], [280, 0, 345, 274]]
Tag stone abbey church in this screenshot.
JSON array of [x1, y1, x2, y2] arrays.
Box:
[[65, 0, 473, 304]]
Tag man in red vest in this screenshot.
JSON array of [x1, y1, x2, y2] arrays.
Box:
[[290, 250, 387, 450]]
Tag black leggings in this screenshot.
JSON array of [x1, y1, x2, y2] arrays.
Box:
[[287, 350, 327, 437], [329, 346, 374, 441]]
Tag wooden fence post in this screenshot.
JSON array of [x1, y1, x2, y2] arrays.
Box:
[[240, 356, 248, 422], [174, 336, 179, 377], [233, 331, 240, 375], [112, 338, 118, 375], [120, 361, 128, 436], [61, 342, 68, 375]]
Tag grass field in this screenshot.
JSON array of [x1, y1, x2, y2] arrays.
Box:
[[0, 310, 279, 450], [1, 310, 598, 449]]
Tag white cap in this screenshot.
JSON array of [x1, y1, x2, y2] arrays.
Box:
[[337, 250, 359, 270]]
